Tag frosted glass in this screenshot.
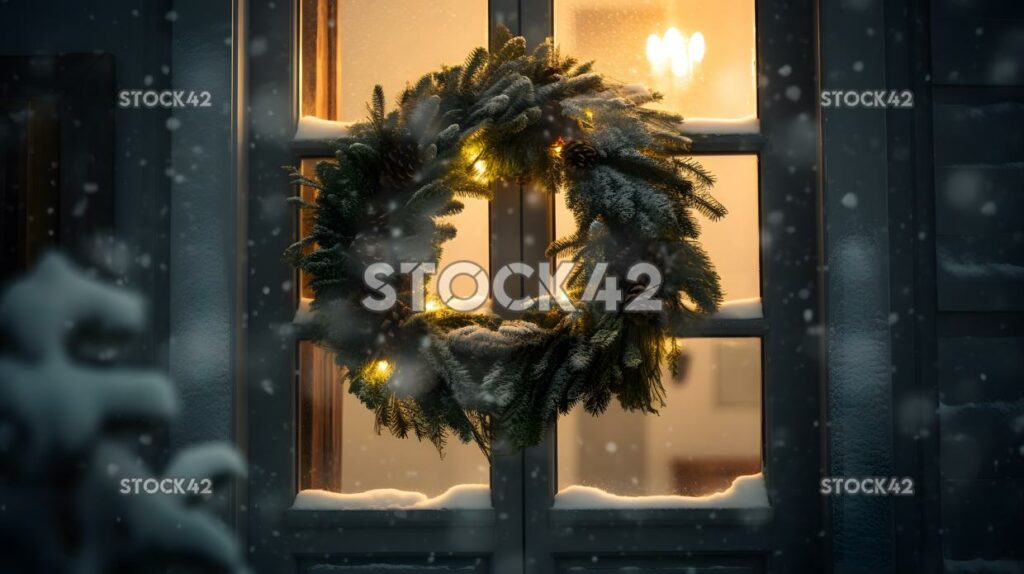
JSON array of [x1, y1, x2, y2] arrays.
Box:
[[301, 0, 488, 122], [298, 342, 490, 496], [297, 157, 490, 496], [554, 0, 756, 121], [557, 337, 762, 497], [554, 154, 761, 303]]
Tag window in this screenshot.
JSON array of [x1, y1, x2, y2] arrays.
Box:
[[553, 0, 757, 121], [294, 0, 765, 506], [553, 155, 764, 498], [294, 3, 491, 503], [300, 0, 488, 122], [558, 338, 761, 497], [553, 0, 763, 501], [251, 0, 818, 568]]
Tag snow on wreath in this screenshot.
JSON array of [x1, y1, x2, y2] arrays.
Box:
[[287, 28, 728, 459]]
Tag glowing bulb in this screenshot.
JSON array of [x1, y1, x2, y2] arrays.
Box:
[[551, 137, 565, 157], [472, 159, 488, 181], [689, 32, 705, 64], [646, 34, 666, 69], [663, 27, 685, 75], [425, 299, 441, 312], [375, 360, 391, 374], [585, 109, 594, 121]]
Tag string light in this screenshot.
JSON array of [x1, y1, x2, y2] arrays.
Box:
[[472, 159, 488, 181], [551, 137, 565, 157]]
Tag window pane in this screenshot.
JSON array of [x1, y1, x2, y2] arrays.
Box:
[[554, 0, 756, 121], [298, 159, 489, 303], [297, 157, 490, 498], [554, 154, 760, 303], [298, 342, 490, 496], [557, 337, 762, 497], [301, 0, 488, 121]]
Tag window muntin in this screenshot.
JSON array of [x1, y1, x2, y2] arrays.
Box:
[[554, 0, 757, 121]]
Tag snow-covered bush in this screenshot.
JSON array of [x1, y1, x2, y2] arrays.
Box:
[[0, 253, 247, 573]]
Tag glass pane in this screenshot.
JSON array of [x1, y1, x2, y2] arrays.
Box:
[[554, 0, 756, 121], [298, 342, 490, 496], [557, 337, 762, 497], [298, 158, 489, 304], [553, 154, 760, 303], [296, 156, 490, 499], [301, 0, 488, 121]]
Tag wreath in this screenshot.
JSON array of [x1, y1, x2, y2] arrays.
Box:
[[288, 30, 725, 459]]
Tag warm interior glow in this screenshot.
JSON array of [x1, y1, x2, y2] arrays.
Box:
[[553, 154, 761, 302], [645, 27, 705, 80], [558, 338, 762, 496], [555, 0, 756, 120], [300, 0, 488, 121], [689, 32, 706, 64], [298, 343, 490, 496]]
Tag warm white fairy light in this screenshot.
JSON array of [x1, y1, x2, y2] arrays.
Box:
[[472, 159, 488, 181]]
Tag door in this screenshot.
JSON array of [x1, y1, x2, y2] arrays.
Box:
[[245, 1, 821, 573]]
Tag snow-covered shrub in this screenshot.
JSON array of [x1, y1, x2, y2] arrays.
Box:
[[0, 253, 247, 573]]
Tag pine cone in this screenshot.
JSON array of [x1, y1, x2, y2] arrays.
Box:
[[562, 139, 600, 170], [381, 138, 421, 186]]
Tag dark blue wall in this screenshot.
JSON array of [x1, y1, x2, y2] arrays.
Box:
[[0, 0, 172, 364]]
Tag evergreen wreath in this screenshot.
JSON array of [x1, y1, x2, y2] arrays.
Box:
[[288, 30, 726, 459]]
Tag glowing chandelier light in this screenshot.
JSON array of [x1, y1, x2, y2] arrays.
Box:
[[646, 27, 705, 79]]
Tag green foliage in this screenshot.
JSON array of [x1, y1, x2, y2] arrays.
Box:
[[288, 29, 724, 458]]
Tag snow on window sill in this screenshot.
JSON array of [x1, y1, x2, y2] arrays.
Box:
[[553, 473, 768, 510], [294, 115, 354, 141], [293, 297, 314, 327], [291, 483, 491, 511], [713, 297, 763, 320], [681, 115, 761, 135]]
